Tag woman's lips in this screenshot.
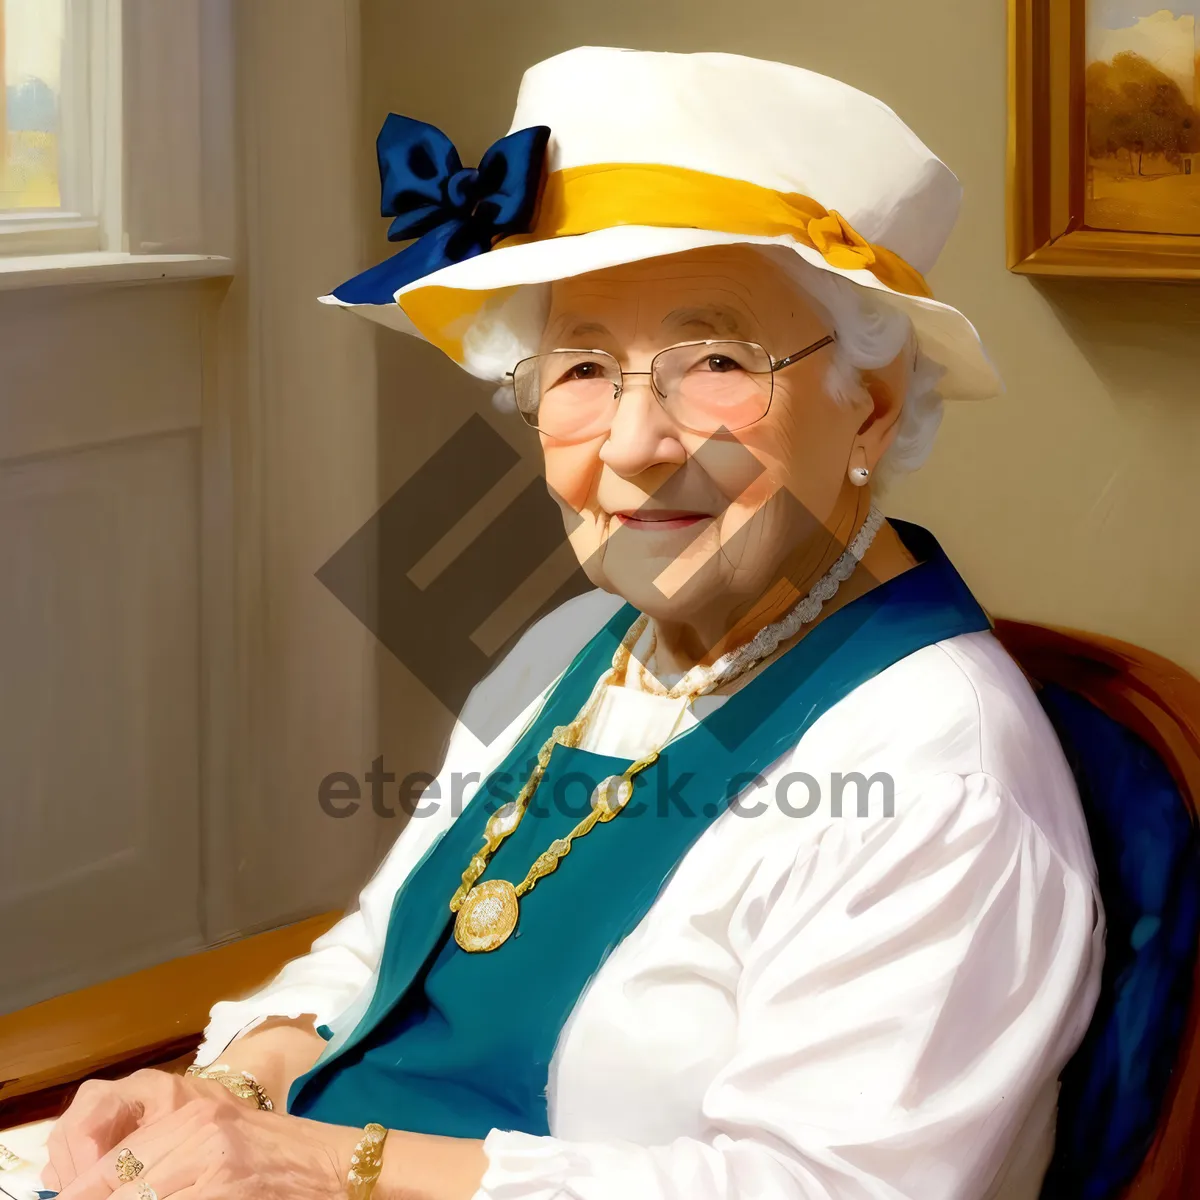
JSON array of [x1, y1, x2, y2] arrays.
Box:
[[613, 510, 711, 531]]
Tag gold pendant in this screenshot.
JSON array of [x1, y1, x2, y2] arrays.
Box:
[[454, 878, 519, 953]]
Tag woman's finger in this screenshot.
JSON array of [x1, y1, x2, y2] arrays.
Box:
[[45, 1070, 186, 1192], [56, 1100, 213, 1200], [107, 1141, 212, 1200], [142, 1186, 204, 1200], [104, 1107, 236, 1200], [44, 1081, 137, 1191]]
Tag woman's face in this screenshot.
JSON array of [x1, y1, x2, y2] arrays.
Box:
[[536, 246, 906, 636]]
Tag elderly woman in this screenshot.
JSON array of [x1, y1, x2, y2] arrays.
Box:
[[36, 46, 1102, 1200]]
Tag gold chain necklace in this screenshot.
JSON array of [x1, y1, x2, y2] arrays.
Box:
[[449, 608, 752, 953], [450, 513, 882, 954], [451, 613, 664, 952]]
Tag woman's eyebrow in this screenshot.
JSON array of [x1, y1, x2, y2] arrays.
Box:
[[662, 305, 748, 337], [548, 316, 612, 342]]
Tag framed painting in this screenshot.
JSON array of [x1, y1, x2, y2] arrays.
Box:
[[1008, 0, 1200, 278]]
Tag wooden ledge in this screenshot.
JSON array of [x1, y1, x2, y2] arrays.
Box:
[[0, 913, 339, 1126]]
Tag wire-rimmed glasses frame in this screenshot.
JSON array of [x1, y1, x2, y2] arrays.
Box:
[[506, 334, 837, 439]]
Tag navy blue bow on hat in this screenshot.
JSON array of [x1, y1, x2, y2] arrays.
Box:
[[332, 115, 551, 306]]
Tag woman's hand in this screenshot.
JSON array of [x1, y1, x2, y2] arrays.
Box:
[[44, 1017, 328, 1192], [52, 1095, 488, 1200], [54, 1098, 356, 1200], [43, 1070, 243, 1193]]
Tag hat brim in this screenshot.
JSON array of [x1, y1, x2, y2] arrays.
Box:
[[320, 225, 1002, 402]]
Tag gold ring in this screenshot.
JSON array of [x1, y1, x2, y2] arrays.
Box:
[[115, 1149, 145, 1183], [136, 1181, 158, 1200]]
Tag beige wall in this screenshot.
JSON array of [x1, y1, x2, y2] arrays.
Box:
[[360, 0, 1200, 742]]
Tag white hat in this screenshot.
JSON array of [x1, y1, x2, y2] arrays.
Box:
[[322, 46, 1000, 401]]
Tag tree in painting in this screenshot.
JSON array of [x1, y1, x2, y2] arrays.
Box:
[[1086, 51, 1198, 175], [1085, 4, 1200, 235]]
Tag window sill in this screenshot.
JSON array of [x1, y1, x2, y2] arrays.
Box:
[[0, 252, 234, 293]]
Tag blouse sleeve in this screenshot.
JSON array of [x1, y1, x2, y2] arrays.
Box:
[[474, 770, 1104, 1200]]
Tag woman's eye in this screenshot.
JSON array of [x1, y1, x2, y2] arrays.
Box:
[[557, 361, 605, 384], [705, 355, 743, 372]]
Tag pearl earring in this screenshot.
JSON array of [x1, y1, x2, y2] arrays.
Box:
[[849, 464, 870, 486]]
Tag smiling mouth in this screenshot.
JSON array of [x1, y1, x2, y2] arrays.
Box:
[[613, 510, 712, 531]]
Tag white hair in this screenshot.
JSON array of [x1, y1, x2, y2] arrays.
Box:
[[461, 245, 945, 489]]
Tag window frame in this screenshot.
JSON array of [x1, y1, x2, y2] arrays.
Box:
[[0, 0, 122, 256]]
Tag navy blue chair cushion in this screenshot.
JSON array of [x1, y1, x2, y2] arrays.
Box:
[[1038, 683, 1200, 1200]]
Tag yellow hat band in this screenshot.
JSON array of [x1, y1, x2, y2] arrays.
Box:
[[399, 162, 931, 363], [496, 162, 932, 300]]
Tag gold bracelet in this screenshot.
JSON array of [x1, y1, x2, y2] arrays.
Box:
[[346, 1123, 389, 1200], [185, 1062, 275, 1111]]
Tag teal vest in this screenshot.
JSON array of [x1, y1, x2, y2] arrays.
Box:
[[288, 522, 990, 1136]]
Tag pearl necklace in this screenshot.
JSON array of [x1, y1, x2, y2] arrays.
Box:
[[626, 503, 886, 699]]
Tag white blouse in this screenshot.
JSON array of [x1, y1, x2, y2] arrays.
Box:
[[195, 589, 1104, 1200]]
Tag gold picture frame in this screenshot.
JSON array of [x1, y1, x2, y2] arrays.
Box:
[[1007, 0, 1200, 279]]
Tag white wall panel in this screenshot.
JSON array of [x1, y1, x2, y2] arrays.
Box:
[[0, 429, 201, 1013]]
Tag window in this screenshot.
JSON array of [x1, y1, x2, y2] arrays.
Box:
[[1, 0, 120, 255]]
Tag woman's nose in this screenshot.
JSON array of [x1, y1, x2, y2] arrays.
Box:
[[598, 376, 687, 476]]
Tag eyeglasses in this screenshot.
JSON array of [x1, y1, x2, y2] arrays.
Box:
[[506, 335, 836, 440]]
